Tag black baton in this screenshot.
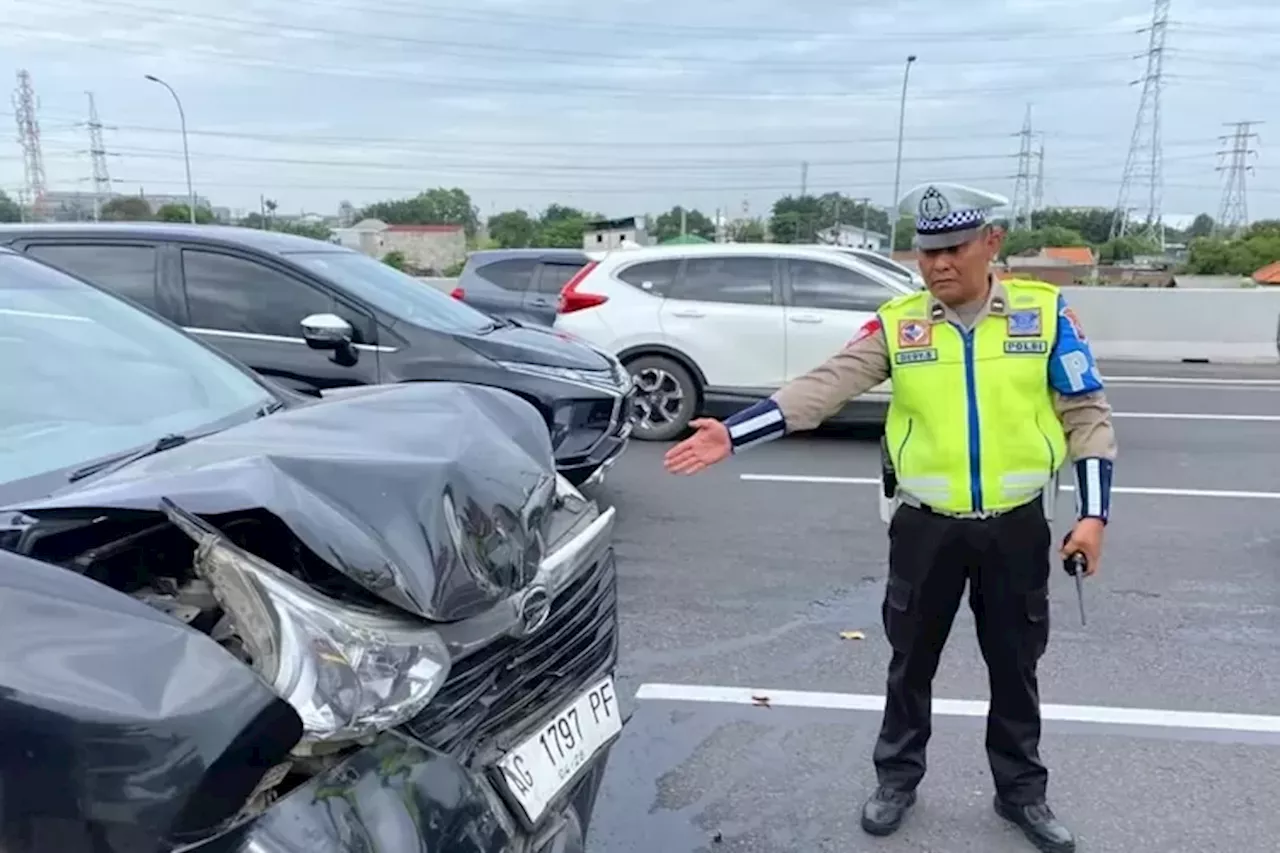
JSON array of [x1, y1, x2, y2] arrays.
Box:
[[1061, 534, 1088, 626]]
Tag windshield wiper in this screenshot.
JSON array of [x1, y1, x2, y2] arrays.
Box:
[[67, 433, 192, 483], [256, 400, 286, 417]]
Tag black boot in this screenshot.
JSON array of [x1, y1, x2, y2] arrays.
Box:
[[994, 797, 1076, 853], [860, 786, 917, 837]]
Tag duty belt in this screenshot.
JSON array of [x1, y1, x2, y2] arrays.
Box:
[[896, 490, 1042, 520]]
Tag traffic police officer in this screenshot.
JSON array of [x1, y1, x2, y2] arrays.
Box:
[[664, 183, 1117, 853]]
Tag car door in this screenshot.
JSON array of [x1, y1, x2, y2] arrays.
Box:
[[177, 247, 382, 396], [461, 257, 538, 322], [524, 259, 587, 326], [782, 257, 903, 381], [19, 241, 182, 319], [659, 255, 785, 390]]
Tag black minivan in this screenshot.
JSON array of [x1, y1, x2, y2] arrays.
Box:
[[0, 224, 636, 485]]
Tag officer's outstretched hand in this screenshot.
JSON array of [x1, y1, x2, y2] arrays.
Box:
[[1060, 518, 1105, 577], [664, 419, 732, 475]]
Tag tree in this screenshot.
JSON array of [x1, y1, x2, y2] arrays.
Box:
[[382, 250, 407, 271], [1186, 213, 1215, 239], [769, 193, 890, 244], [535, 204, 597, 248], [0, 190, 20, 223], [362, 188, 479, 237], [100, 196, 153, 221], [1185, 229, 1280, 275], [1028, 208, 1117, 245], [1000, 226, 1088, 260], [487, 209, 539, 248], [652, 206, 715, 242], [893, 216, 915, 251], [156, 203, 215, 224], [729, 218, 766, 243]]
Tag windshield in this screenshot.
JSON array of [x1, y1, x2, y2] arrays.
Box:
[[0, 254, 275, 487], [289, 250, 494, 334]]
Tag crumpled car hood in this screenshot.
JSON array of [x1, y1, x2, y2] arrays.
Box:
[[7, 383, 558, 622]]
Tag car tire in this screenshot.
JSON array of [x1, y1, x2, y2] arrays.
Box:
[[625, 355, 698, 442]]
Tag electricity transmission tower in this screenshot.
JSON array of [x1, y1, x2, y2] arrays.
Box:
[[1011, 105, 1035, 230], [1111, 0, 1171, 247], [85, 91, 113, 219], [1033, 138, 1045, 212], [1215, 121, 1261, 237], [12, 69, 48, 221]]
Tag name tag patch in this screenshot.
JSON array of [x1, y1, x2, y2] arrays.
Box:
[[895, 348, 939, 364], [1007, 308, 1042, 337], [897, 319, 932, 348], [1004, 339, 1049, 354]]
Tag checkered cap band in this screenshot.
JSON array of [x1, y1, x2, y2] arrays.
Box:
[[916, 207, 986, 234]]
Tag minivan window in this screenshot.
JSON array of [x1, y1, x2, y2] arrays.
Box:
[[289, 251, 494, 335], [25, 243, 160, 311], [673, 257, 775, 306], [617, 259, 679, 297], [534, 262, 586, 294], [183, 249, 334, 338], [477, 258, 538, 292], [0, 254, 273, 489]]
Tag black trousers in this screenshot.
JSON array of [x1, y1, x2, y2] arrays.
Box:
[[873, 500, 1052, 806]]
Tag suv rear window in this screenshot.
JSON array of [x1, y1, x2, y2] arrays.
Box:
[[534, 261, 586, 294], [617, 259, 679, 297]]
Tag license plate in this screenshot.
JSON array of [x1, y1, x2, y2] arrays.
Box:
[[496, 676, 621, 824]]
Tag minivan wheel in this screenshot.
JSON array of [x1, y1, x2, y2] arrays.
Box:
[[626, 355, 697, 442]]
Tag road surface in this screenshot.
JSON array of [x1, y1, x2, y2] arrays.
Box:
[[584, 369, 1280, 853]]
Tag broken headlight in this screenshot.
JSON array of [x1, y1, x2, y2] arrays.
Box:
[[161, 500, 451, 748]]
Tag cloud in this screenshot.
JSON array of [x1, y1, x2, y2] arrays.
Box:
[[0, 0, 1275, 222]]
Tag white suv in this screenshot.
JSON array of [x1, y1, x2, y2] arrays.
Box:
[[553, 244, 915, 441]]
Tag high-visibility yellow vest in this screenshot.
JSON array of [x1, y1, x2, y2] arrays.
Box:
[[880, 279, 1067, 515]]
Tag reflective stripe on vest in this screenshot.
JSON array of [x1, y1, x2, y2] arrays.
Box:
[[880, 280, 1068, 515]]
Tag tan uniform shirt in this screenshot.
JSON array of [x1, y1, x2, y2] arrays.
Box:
[[771, 276, 1117, 462]]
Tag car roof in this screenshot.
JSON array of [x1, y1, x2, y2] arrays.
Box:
[[592, 242, 891, 265], [0, 222, 350, 257], [466, 247, 589, 264]]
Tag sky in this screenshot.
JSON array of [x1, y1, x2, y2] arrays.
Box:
[[0, 0, 1276, 226]]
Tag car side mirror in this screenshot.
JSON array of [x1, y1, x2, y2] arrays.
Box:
[[301, 313, 353, 350]]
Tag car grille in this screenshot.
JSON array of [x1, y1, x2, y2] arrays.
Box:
[[405, 550, 618, 758]]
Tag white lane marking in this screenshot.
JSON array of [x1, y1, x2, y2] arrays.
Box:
[[1113, 412, 1280, 422], [738, 474, 1280, 501], [636, 683, 1280, 734], [1102, 375, 1280, 387]]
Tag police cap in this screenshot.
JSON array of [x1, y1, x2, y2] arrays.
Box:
[[898, 182, 1009, 250]]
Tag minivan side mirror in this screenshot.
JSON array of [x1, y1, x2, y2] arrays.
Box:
[[301, 313, 353, 350]]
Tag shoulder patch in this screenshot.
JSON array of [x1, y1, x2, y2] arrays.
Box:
[[848, 317, 883, 346], [1062, 306, 1087, 341]]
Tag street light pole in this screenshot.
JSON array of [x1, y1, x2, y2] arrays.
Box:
[[888, 55, 918, 256], [145, 74, 196, 224]]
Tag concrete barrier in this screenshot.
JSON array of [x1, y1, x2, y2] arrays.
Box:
[[417, 277, 1280, 364], [1063, 287, 1280, 364]]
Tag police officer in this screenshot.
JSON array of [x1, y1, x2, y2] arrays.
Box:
[[664, 183, 1116, 853]]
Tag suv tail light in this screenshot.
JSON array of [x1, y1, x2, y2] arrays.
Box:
[[558, 262, 606, 314], [449, 287, 465, 300]]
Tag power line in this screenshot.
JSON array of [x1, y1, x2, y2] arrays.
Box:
[[1215, 121, 1262, 236], [1112, 0, 1171, 247]]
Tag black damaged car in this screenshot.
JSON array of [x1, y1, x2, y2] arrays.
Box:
[[0, 248, 622, 852]]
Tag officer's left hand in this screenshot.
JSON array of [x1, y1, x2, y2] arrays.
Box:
[[1060, 518, 1105, 577]]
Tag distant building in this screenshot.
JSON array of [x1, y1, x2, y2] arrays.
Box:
[[330, 218, 466, 273], [584, 215, 648, 250], [816, 224, 889, 252]]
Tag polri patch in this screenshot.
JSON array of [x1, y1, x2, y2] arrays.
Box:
[[1004, 339, 1049, 354], [1006, 308, 1042, 337], [895, 348, 938, 365], [897, 319, 932, 348]]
